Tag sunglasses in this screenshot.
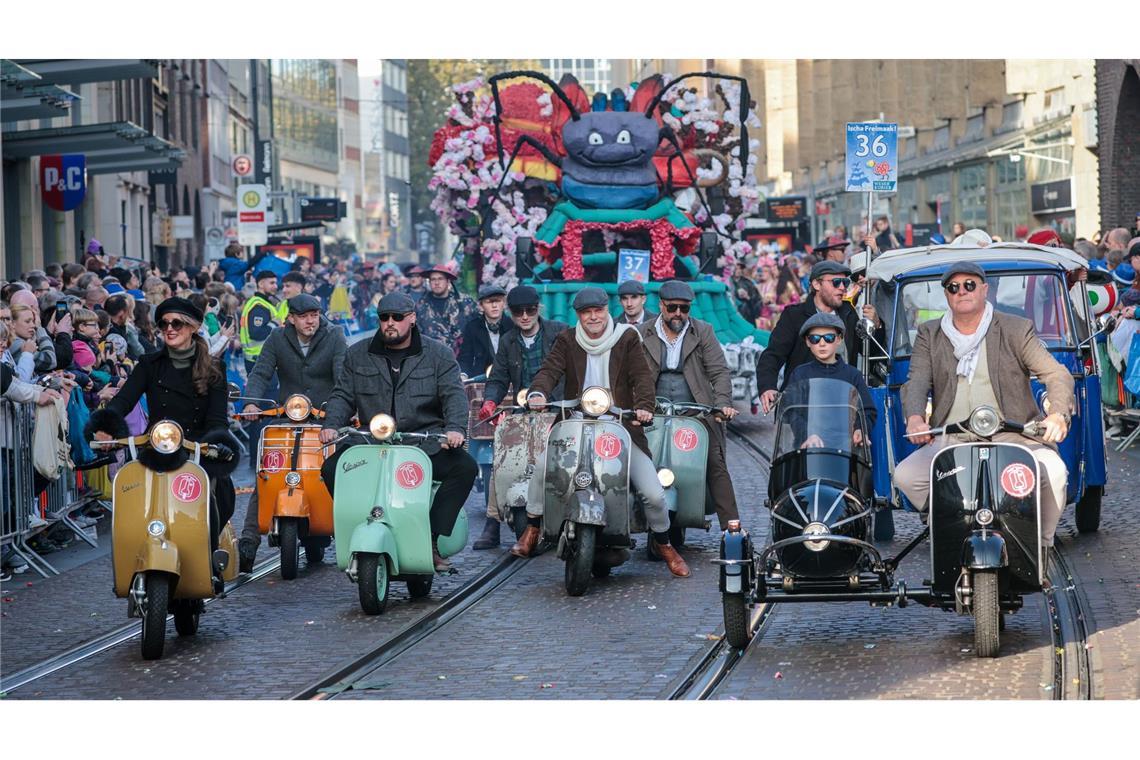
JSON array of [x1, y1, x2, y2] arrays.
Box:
[[378, 312, 409, 323], [77, 321, 97, 328], [807, 333, 839, 345], [158, 319, 191, 331], [663, 303, 691, 314], [510, 305, 538, 317], [828, 278, 852, 289], [944, 279, 980, 295]]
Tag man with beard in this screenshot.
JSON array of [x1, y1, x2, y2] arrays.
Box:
[[509, 287, 690, 578], [636, 280, 740, 530], [237, 295, 347, 572], [319, 292, 476, 572], [756, 260, 884, 413], [414, 265, 477, 358]]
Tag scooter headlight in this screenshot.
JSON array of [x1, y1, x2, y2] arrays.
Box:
[[657, 468, 676, 488], [285, 472, 302, 488], [284, 394, 312, 421], [968, 406, 1000, 437], [802, 521, 830, 552], [149, 421, 183, 454], [975, 508, 995, 526], [147, 520, 166, 537], [369, 413, 397, 441], [581, 386, 613, 417]]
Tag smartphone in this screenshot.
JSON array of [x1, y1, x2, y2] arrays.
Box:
[[222, 315, 235, 330], [56, 301, 70, 322]]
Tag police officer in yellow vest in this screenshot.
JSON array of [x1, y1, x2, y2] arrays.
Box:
[[240, 270, 284, 376]]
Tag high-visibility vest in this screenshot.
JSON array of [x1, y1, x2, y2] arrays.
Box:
[[239, 294, 280, 360]]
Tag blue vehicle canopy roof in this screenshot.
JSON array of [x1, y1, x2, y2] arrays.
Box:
[[866, 242, 1087, 283]]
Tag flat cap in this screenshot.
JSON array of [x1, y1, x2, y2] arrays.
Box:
[[255, 269, 279, 282], [810, 260, 852, 280], [377, 291, 417, 314], [477, 284, 507, 301], [940, 261, 986, 287], [799, 311, 846, 338], [507, 285, 539, 308], [658, 280, 695, 302], [617, 279, 646, 296], [572, 287, 609, 311], [287, 294, 323, 315]]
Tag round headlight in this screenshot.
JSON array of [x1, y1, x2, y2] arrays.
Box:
[[975, 508, 995, 526], [581, 386, 613, 417], [657, 468, 676, 488], [802, 521, 830, 552], [150, 421, 183, 454], [285, 394, 312, 422], [968, 406, 1000, 437], [516, 388, 529, 407], [285, 472, 302, 488], [573, 471, 594, 489], [147, 520, 166, 537], [369, 413, 397, 441]]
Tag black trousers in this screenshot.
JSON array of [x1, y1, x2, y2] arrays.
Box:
[[321, 443, 477, 538], [209, 475, 236, 554]]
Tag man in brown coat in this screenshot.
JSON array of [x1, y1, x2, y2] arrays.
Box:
[[510, 287, 690, 577], [636, 280, 739, 528], [895, 261, 1074, 548]]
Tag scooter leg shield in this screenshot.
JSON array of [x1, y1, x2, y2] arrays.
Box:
[[134, 537, 181, 589], [348, 523, 403, 576]]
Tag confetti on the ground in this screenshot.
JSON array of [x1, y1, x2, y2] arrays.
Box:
[[774, 672, 783, 679], [647, 605, 656, 610], [541, 682, 555, 689], [864, 644, 876, 649], [512, 675, 527, 681]]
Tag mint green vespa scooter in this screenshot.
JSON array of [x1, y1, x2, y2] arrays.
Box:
[[644, 398, 719, 550], [331, 414, 468, 614]]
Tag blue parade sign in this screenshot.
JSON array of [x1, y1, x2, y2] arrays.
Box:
[[617, 248, 650, 284], [40, 154, 87, 212], [845, 123, 898, 192]]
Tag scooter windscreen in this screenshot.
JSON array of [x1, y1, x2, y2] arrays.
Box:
[[773, 378, 870, 460]]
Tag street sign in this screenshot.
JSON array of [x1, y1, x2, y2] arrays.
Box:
[[40, 154, 86, 212], [232, 154, 253, 178], [255, 140, 273, 185], [205, 226, 226, 260], [172, 215, 195, 240], [765, 196, 808, 223], [300, 197, 342, 222], [845, 122, 898, 192], [238, 184, 268, 246]]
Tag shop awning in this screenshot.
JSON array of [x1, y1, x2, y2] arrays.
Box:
[[11, 59, 159, 86], [1, 121, 185, 174], [1, 60, 78, 121]]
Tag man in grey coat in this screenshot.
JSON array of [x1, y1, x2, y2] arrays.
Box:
[[237, 294, 347, 571], [636, 280, 740, 528], [895, 261, 1074, 549], [319, 292, 477, 571]]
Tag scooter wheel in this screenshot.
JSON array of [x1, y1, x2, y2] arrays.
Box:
[[173, 600, 200, 636], [279, 519, 299, 580], [722, 593, 751, 650], [304, 539, 326, 565], [357, 553, 390, 615], [564, 524, 597, 597], [140, 573, 171, 660], [972, 570, 1000, 658], [407, 576, 433, 599]]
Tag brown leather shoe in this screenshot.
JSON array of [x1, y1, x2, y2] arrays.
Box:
[[652, 541, 690, 577], [510, 525, 540, 558]]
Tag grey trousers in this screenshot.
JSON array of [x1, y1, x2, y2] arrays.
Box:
[[525, 446, 670, 535], [240, 487, 260, 544], [894, 432, 1068, 546]]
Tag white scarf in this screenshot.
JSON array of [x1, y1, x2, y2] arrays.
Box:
[[575, 316, 636, 388], [941, 301, 993, 382]]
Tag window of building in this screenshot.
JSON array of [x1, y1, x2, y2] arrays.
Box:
[[993, 156, 1027, 241], [924, 171, 953, 230], [961, 114, 984, 144], [1043, 87, 1067, 115], [998, 100, 1022, 134], [1026, 143, 1072, 183], [957, 164, 988, 230], [929, 125, 950, 153], [895, 179, 918, 228]]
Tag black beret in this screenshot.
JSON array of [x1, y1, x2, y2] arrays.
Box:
[[572, 287, 609, 311], [658, 280, 694, 302], [154, 296, 204, 325], [377, 291, 416, 314], [617, 280, 646, 296], [507, 285, 539, 308]]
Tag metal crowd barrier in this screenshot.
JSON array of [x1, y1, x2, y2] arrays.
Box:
[[2, 397, 105, 578]]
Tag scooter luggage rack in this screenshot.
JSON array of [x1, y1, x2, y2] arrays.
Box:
[[255, 424, 329, 474]]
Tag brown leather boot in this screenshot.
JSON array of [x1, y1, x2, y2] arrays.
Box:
[[510, 524, 540, 558], [652, 541, 691, 577]]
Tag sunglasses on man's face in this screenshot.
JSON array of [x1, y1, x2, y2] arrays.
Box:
[[158, 319, 191, 331], [378, 312, 408, 323], [510, 305, 538, 317], [807, 333, 839, 345], [663, 303, 691, 314], [944, 279, 980, 295], [828, 278, 851, 289]]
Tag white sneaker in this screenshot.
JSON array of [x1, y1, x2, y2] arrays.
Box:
[[9, 557, 29, 574], [27, 515, 48, 529], [71, 515, 97, 528]]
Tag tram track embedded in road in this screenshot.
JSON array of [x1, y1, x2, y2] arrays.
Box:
[[290, 552, 530, 700], [1046, 547, 1092, 700], [0, 556, 282, 695]]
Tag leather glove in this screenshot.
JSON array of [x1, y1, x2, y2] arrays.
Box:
[[478, 400, 497, 421], [210, 443, 235, 462]]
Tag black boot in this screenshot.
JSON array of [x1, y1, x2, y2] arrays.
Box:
[[238, 537, 258, 574], [472, 517, 502, 550]]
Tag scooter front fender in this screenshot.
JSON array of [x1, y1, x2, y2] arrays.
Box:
[[961, 531, 1008, 570], [567, 489, 606, 526], [134, 535, 181, 581], [718, 527, 753, 594], [274, 488, 312, 520], [347, 522, 401, 576]]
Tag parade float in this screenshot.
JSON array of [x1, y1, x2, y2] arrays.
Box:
[[427, 69, 770, 398]]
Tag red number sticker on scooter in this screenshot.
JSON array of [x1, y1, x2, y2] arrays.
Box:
[[594, 433, 623, 460], [673, 428, 699, 452], [170, 473, 203, 502], [1000, 463, 1035, 498], [395, 462, 425, 489], [261, 450, 285, 473]]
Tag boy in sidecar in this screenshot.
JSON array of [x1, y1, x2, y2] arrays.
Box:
[[784, 312, 877, 447]]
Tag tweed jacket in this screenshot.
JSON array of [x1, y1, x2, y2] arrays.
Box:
[[636, 316, 733, 409]]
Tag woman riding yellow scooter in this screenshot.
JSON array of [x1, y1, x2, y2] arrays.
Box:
[[89, 297, 238, 569]]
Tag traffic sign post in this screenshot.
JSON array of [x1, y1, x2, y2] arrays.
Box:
[[232, 154, 254, 179], [237, 184, 268, 246], [845, 122, 898, 261]]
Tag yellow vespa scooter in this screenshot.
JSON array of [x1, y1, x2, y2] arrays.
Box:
[[91, 420, 238, 660]]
